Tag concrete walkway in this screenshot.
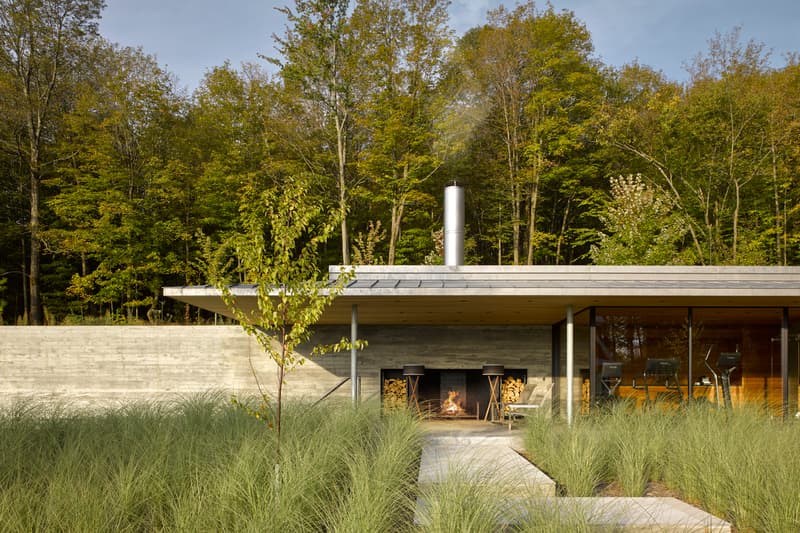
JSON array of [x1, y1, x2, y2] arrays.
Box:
[[416, 419, 731, 532]]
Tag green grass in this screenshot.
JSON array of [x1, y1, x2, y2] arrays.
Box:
[[522, 401, 800, 531], [0, 394, 422, 532], [6, 394, 797, 531]]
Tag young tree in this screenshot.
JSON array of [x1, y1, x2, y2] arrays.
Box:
[[209, 171, 355, 467]]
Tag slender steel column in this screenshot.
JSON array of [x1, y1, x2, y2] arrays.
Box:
[[566, 304, 574, 426], [589, 308, 596, 412], [351, 304, 358, 405], [551, 323, 561, 417], [688, 308, 693, 400], [782, 308, 789, 418]]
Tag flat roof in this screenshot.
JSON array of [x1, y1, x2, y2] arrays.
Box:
[[163, 265, 800, 325]]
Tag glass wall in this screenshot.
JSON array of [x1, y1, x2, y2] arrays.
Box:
[[693, 308, 782, 411], [787, 308, 800, 415], [558, 306, 793, 415], [595, 308, 689, 406]]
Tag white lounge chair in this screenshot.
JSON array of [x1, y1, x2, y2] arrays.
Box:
[[505, 381, 553, 430]]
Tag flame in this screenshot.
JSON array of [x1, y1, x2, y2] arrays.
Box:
[[441, 390, 465, 415]]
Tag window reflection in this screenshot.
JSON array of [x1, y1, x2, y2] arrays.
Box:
[[596, 308, 688, 385], [593, 307, 784, 411], [694, 308, 781, 410]]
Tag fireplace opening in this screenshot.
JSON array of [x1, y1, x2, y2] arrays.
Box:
[[381, 368, 527, 418]]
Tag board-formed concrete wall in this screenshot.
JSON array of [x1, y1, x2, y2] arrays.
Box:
[[1, 326, 266, 407], [1, 325, 553, 408]]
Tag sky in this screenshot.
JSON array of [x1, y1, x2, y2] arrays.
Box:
[[100, 0, 800, 93]]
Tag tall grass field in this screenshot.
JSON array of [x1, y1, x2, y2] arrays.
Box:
[[0, 395, 422, 532], [3, 395, 799, 531], [523, 402, 800, 532]]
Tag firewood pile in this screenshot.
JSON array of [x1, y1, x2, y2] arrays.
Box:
[[382, 378, 407, 410], [501, 376, 525, 413]]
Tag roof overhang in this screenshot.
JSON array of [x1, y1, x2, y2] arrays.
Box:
[[163, 265, 800, 326]]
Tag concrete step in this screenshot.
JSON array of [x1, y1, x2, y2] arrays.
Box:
[[416, 422, 732, 532], [521, 497, 731, 532], [418, 435, 556, 497]]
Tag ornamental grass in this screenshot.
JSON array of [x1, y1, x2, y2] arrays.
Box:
[[0, 394, 422, 532], [523, 400, 800, 531]]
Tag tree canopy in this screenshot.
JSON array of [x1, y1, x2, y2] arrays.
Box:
[[1, 0, 799, 324]]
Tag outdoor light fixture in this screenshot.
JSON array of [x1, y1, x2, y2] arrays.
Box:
[[481, 364, 504, 376], [403, 364, 425, 413], [482, 364, 504, 421]]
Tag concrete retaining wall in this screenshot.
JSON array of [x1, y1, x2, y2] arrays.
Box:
[[0, 325, 553, 408]]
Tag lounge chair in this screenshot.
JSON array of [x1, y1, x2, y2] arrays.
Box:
[[505, 381, 553, 429]]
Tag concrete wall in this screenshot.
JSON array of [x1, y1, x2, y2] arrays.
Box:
[[0, 325, 554, 408], [1, 326, 263, 407]]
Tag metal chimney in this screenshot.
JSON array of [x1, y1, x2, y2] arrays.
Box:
[[444, 184, 464, 266]]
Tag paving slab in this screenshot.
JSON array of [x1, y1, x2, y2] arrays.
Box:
[[522, 497, 732, 532], [416, 420, 732, 532], [419, 420, 555, 498]]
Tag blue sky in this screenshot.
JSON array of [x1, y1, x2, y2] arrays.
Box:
[[100, 0, 800, 93]]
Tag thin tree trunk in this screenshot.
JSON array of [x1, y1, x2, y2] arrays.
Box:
[[728, 104, 739, 263], [335, 112, 350, 265], [275, 351, 285, 492], [501, 91, 520, 265], [497, 203, 502, 265], [770, 138, 781, 264], [783, 196, 788, 266], [21, 237, 29, 323], [526, 153, 541, 265], [732, 180, 740, 263], [556, 197, 572, 264], [29, 156, 42, 325], [388, 197, 405, 265]]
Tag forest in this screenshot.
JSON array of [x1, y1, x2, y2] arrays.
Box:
[[1, 0, 799, 324]]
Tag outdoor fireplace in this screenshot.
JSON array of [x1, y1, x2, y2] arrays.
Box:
[[381, 368, 527, 418], [439, 370, 469, 416]]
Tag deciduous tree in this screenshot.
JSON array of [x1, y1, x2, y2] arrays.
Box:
[[353, 0, 451, 264], [272, 0, 357, 265], [0, 0, 104, 323], [208, 171, 355, 476]]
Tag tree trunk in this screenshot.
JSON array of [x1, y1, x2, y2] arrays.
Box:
[[497, 203, 503, 265], [504, 124, 520, 266], [511, 183, 520, 265], [556, 196, 572, 264], [335, 112, 350, 265], [770, 138, 781, 264], [29, 155, 42, 325], [501, 91, 520, 265], [732, 180, 740, 263], [21, 238, 29, 323], [388, 196, 405, 265], [526, 154, 541, 265]]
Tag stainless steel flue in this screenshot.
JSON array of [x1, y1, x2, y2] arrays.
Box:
[[444, 184, 464, 266]]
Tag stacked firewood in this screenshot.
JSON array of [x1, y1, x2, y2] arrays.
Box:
[[383, 378, 407, 411], [501, 376, 525, 413], [581, 378, 591, 414]]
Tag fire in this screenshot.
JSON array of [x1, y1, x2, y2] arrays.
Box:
[[441, 390, 465, 415]]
